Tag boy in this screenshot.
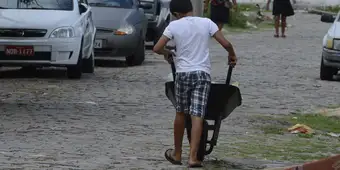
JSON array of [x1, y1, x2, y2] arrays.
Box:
[[153, 0, 237, 167]]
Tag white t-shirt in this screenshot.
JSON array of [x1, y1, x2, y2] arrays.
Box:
[[163, 16, 219, 74]]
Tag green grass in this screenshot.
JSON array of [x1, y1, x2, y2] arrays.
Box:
[[219, 135, 340, 162], [204, 3, 275, 32], [215, 111, 340, 163], [237, 3, 259, 12], [289, 114, 340, 133]]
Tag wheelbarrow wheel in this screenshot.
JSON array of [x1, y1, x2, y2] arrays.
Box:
[[186, 119, 209, 161]]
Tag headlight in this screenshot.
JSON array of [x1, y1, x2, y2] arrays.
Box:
[[333, 39, 340, 50], [50, 27, 75, 38], [114, 25, 134, 35]]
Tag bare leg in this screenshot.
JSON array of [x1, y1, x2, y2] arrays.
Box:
[[217, 23, 224, 31], [281, 15, 287, 37], [173, 112, 186, 161], [188, 115, 203, 164], [274, 15, 280, 37]]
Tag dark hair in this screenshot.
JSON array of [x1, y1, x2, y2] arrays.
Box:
[[170, 0, 193, 16]]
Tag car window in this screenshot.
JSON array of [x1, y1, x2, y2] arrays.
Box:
[[0, 0, 73, 10], [88, 0, 133, 8], [79, 0, 88, 5]]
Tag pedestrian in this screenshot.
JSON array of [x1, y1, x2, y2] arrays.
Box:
[[153, 0, 237, 167], [204, 0, 237, 31], [266, 0, 295, 38]]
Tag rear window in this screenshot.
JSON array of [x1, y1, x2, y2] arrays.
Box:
[[0, 0, 73, 10], [88, 0, 133, 8]]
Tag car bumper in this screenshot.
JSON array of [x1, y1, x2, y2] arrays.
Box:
[[0, 37, 81, 66], [323, 48, 340, 68], [94, 31, 139, 57]]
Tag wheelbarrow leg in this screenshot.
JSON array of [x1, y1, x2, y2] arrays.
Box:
[[205, 116, 222, 155], [185, 116, 209, 162]]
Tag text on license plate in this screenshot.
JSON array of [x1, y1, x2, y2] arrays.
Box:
[[94, 40, 103, 49], [5, 46, 34, 56]]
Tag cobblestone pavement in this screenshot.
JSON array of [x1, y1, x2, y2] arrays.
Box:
[[0, 12, 339, 169]]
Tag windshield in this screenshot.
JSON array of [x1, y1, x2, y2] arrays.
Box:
[[0, 0, 73, 10], [88, 0, 133, 8]]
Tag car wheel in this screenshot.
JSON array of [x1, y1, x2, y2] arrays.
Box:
[[320, 56, 337, 81], [126, 40, 145, 66], [153, 21, 170, 46], [82, 49, 95, 73], [67, 48, 83, 79]]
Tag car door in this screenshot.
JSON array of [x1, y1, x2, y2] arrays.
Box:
[[78, 0, 96, 59]]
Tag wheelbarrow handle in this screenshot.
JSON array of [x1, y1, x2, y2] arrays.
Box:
[[170, 58, 176, 81], [225, 65, 234, 85]]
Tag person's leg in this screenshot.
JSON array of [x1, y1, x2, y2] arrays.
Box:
[[188, 72, 211, 166], [173, 111, 185, 161], [274, 15, 280, 37], [188, 115, 203, 164], [281, 15, 287, 37], [166, 72, 191, 163]]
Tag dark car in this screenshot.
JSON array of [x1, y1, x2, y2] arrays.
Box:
[[90, 0, 152, 66], [140, 0, 171, 45]]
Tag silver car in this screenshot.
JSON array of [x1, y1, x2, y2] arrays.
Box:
[[89, 0, 151, 66]]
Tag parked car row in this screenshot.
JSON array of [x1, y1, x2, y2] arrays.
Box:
[[320, 13, 340, 81], [0, 0, 170, 79]]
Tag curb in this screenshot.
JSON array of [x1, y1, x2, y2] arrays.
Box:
[[263, 154, 340, 170], [307, 8, 337, 16]]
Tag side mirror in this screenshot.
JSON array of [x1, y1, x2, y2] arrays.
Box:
[[79, 3, 87, 14], [138, 3, 152, 10], [321, 14, 335, 23]]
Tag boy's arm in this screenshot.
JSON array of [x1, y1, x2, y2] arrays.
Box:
[[153, 23, 175, 59], [152, 35, 172, 56], [212, 31, 237, 65]]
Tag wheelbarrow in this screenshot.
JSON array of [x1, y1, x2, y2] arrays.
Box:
[[165, 54, 242, 161]]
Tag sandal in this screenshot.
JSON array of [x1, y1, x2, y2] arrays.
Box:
[[281, 35, 286, 38], [164, 149, 182, 165], [188, 163, 203, 168], [274, 34, 279, 38]]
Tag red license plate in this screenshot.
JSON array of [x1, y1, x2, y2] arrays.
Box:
[[5, 46, 34, 56]]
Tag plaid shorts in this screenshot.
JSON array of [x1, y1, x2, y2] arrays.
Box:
[[175, 71, 211, 118]]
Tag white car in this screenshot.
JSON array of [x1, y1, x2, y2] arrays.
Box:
[[320, 13, 340, 81], [0, 0, 96, 79]]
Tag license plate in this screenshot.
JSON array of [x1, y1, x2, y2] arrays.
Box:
[[94, 39, 103, 49], [5, 46, 34, 56]]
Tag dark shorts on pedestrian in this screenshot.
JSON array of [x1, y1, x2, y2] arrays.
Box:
[[272, 0, 294, 17], [175, 71, 211, 118]]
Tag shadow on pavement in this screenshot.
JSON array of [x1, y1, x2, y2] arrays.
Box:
[[95, 59, 127, 68], [0, 67, 69, 79]]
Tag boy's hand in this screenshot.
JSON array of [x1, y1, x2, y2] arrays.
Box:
[[228, 55, 237, 67]]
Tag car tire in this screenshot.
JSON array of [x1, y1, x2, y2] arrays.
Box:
[[153, 21, 169, 46], [126, 40, 145, 66], [82, 50, 95, 73], [320, 56, 337, 81], [67, 48, 83, 79]]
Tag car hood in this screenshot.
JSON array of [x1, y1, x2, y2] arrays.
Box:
[[0, 9, 77, 29], [91, 7, 134, 29]]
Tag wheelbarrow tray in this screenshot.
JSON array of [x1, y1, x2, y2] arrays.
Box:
[[165, 81, 242, 120]]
